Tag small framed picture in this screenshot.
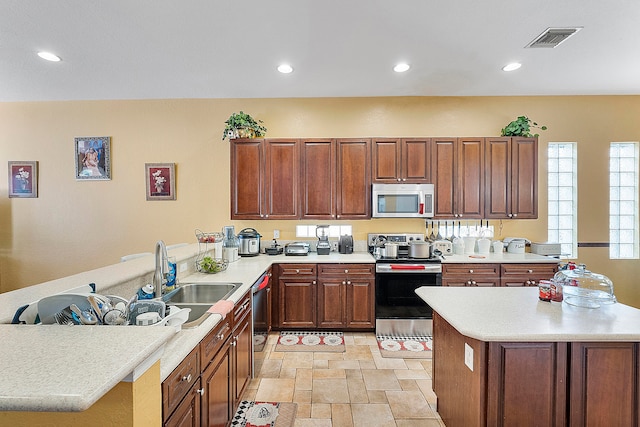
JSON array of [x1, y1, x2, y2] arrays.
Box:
[[8, 161, 38, 198], [145, 163, 176, 200], [75, 136, 111, 180]]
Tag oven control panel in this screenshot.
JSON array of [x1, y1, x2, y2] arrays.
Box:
[[367, 233, 425, 247]]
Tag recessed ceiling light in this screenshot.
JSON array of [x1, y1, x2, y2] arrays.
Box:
[[502, 62, 522, 72], [37, 51, 61, 62], [277, 64, 293, 74], [393, 63, 410, 73]]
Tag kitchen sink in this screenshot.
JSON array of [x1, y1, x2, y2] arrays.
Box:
[[162, 282, 239, 304], [161, 282, 239, 328]]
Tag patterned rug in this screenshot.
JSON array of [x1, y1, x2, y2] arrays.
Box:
[[275, 331, 345, 352], [253, 332, 268, 352], [376, 335, 433, 359], [231, 401, 297, 427]]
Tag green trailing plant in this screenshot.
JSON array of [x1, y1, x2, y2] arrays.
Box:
[[222, 111, 267, 140], [500, 116, 547, 137]]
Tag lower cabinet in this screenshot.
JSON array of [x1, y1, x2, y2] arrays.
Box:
[[278, 264, 318, 328], [442, 263, 501, 287], [317, 264, 375, 329], [162, 288, 254, 427], [500, 263, 558, 287]]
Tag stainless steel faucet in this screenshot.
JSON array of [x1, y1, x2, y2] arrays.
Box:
[[153, 240, 169, 296]]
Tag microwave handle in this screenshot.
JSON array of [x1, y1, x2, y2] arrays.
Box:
[[419, 201, 424, 215]]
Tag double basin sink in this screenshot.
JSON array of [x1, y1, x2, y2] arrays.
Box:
[[161, 282, 240, 328]]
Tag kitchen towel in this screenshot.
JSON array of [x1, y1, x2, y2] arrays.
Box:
[[208, 299, 234, 316]]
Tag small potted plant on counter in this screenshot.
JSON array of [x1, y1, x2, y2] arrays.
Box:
[[222, 111, 267, 140], [500, 116, 547, 137]]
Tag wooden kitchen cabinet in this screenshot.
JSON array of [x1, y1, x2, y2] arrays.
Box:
[[372, 138, 431, 183], [163, 346, 201, 426], [230, 138, 300, 219], [317, 264, 375, 329], [278, 264, 318, 328], [336, 138, 371, 219], [200, 315, 232, 427], [432, 137, 484, 219], [441, 263, 500, 287], [485, 137, 538, 219], [300, 138, 336, 219], [231, 290, 253, 411], [164, 377, 201, 427], [500, 263, 558, 287]]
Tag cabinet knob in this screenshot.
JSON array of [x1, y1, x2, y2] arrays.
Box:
[[402, 178, 406, 182], [466, 280, 472, 285], [525, 280, 531, 285], [217, 333, 224, 341], [508, 213, 513, 218], [342, 281, 346, 285], [347, 281, 351, 285], [530, 280, 536, 285], [513, 214, 518, 218], [469, 269, 474, 273], [313, 280, 316, 285], [397, 178, 401, 182], [527, 269, 533, 273], [197, 388, 205, 396], [471, 281, 477, 286], [295, 269, 299, 274], [337, 215, 340, 219], [344, 269, 348, 273], [182, 374, 192, 383]]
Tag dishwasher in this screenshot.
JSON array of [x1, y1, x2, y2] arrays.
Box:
[[251, 272, 270, 373]]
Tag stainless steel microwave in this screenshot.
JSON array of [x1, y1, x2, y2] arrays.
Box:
[[371, 183, 434, 218]]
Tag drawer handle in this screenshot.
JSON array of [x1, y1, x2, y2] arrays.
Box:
[[182, 374, 192, 383], [197, 388, 205, 396]]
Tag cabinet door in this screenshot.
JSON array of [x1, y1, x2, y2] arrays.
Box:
[[300, 139, 336, 219], [484, 137, 512, 218], [511, 137, 538, 219], [336, 138, 371, 219], [279, 278, 317, 328], [372, 138, 401, 182], [402, 138, 431, 182], [164, 378, 201, 427], [232, 306, 252, 410], [432, 138, 457, 217], [346, 279, 375, 328], [457, 138, 484, 218], [264, 139, 300, 219], [201, 339, 231, 427], [317, 279, 345, 328], [230, 139, 264, 219], [163, 347, 200, 421]]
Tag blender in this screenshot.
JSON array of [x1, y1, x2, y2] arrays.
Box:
[[316, 224, 331, 255], [222, 225, 240, 262]]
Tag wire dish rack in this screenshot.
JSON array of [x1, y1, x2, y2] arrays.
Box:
[[195, 229, 228, 273]]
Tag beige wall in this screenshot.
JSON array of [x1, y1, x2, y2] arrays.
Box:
[[1, 96, 639, 307]]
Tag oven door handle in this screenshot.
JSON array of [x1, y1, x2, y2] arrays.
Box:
[[390, 265, 427, 270]]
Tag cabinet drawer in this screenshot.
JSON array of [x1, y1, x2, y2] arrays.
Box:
[[233, 290, 252, 327], [200, 315, 231, 371], [163, 345, 200, 419], [501, 263, 558, 278], [279, 263, 317, 276], [443, 263, 500, 276], [318, 263, 374, 277]]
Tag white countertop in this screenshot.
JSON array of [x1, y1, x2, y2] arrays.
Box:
[[416, 286, 640, 342], [0, 247, 559, 412]]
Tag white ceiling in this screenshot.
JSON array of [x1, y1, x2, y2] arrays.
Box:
[[2, 0, 639, 102]]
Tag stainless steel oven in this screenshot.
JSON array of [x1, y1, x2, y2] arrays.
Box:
[[369, 233, 442, 337]]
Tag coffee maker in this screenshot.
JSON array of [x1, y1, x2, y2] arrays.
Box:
[[316, 225, 331, 255]]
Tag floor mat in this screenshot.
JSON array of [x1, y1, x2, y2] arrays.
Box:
[[376, 334, 433, 359], [275, 331, 345, 352], [231, 401, 297, 427], [253, 332, 268, 352]]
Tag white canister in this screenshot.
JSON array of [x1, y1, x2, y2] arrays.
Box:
[[223, 246, 239, 262], [463, 236, 476, 254], [212, 241, 223, 258], [492, 240, 503, 254], [477, 238, 491, 254], [453, 238, 465, 255]]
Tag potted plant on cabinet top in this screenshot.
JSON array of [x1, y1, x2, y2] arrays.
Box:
[[222, 111, 267, 140], [500, 116, 547, 138]]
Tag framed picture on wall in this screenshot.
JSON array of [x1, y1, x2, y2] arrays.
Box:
[[8, 161, 38, 198], [145, 163, 176, 201], [75, 136, 111, 180]]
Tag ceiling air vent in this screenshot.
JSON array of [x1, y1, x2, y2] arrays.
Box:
[[526, 27, 582, 48]]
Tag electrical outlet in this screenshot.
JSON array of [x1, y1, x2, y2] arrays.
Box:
[[331, 241, 338, 252], [179, 262, 188, 273], [273, 229, 280, 239], [464, 343, 474, 371]]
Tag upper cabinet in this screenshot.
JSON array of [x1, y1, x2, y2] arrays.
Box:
[[432, 137, 484, 219], [231, 138, 300, 220], [485, 137, 538, 219], [372, 138, 431, 183], [300, 139, 336, 219], [336, 138, 371, 219]]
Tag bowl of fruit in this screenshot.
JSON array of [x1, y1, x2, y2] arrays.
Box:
[[197, 256, 228, 274]]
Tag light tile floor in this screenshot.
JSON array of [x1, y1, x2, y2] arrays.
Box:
[[244, 332, 446, 427]]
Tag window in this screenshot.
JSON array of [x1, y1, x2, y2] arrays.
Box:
[[609, 142, 639, 259], [548, 142, 577, 258], [296, 224, 352, 238]]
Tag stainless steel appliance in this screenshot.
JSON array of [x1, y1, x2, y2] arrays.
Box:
[[338, 235, 353, 254], [368, 233, 442, 336], [371, 183, 435, 218], [251, 272, 270, 374], [238, 228, 261, 257], [316, 225, 331, 255], [285, 242, 310, 256]]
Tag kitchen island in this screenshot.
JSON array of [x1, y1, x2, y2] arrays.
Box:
[[416, 286, 640, 427]]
